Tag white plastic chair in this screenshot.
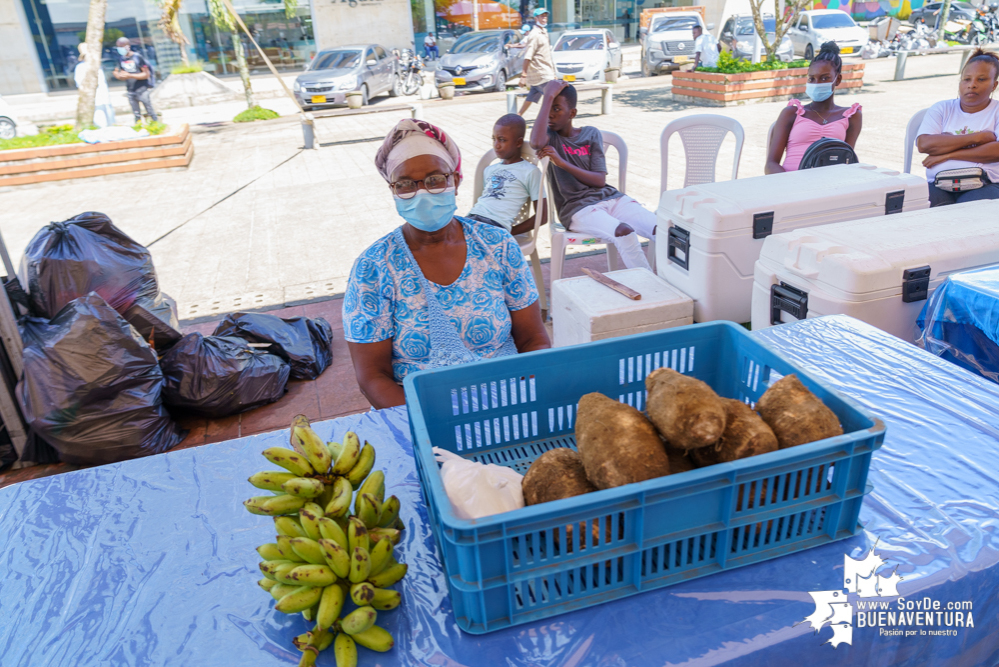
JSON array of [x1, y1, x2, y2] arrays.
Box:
[[549, 130, 647, 283], [660, 115, 745, 193], [472, 148, 549, 314], [904, 108, 930, 174]]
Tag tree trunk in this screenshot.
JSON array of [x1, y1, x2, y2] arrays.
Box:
[[937, 0, 953, 43], [74, 0, 108, 131], [232, 30, 254, 108]]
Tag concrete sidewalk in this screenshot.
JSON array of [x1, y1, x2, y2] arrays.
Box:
[[0, 53, 964, 323]]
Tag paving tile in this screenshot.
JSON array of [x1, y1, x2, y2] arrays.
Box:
[[205, 413, 242, 443]]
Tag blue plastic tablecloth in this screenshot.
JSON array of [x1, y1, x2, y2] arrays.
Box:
[[1, 315, 997, 666], [917, 264, 999, 383]]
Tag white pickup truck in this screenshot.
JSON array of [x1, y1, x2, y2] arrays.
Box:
[[641, 12, 712, 76]]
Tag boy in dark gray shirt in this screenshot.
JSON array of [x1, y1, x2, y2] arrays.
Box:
[[530, 81, 656, 270]]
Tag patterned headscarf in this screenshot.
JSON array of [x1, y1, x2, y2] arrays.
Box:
[[375, 119, 462, 183]]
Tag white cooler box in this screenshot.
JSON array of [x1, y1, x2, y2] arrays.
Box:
[[751, 200, 999, 341], [552, 268, 693, 347], [656, 164, 929, 323]]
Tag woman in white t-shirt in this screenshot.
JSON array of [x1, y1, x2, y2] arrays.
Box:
[[917, 49, 999, 207]]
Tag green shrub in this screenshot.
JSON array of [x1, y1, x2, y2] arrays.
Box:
[[133, 120, 168, 135], [697, 49, 809, 74], [0, 125, 81, 151], [170, 62, 206, 75], [233, 106, 281, 123]]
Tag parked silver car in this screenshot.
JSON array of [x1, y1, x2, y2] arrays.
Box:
[[294, 44, 398, 110], [788, 10, 869, 59], [719, 15, 794, 62], [434, 30, 525, 94], [553, 30, 623, 82]]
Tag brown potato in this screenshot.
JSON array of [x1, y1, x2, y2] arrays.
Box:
[[523, 448, 597, 506], [575, 392, 671, 489], [691, 399, 779, 467], [645, 368, 727, 450], [756, 374, 843, 449], [665, 447, 698, 474]]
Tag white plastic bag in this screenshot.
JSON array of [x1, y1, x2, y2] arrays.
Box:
[[433, 448, 524, 519]]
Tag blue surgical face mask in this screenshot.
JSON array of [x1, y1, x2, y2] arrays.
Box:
[[806, 82, 834, 102], [394, 188, 457, 232], [116, 46, 129, 56]]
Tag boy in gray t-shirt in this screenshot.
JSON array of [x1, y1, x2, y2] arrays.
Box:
[[531, 82, 656, 270]]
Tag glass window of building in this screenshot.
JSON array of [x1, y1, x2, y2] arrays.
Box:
[[19, 0, 316, 92]]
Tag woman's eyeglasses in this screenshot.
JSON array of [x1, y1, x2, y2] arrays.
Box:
[[390, 173, 455, 199]]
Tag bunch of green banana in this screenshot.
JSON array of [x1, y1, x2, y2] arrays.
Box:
[[247, 416, 409, 667]]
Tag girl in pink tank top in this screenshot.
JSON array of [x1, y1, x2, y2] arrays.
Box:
[[766, 42, 863, 174]]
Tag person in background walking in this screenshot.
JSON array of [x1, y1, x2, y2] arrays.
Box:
[[622, 8, 632, 42], [74, 43, 115, 128], [691, 24, 719, 69], [424, 32, 439, 60], [113, 37, 158, 125], [518, 8, 556, 116]]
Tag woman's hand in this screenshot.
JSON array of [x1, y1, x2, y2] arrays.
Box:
[[510, 302, 551, 353], [922, 152, 953, 168], [537, 145, 566, 168]]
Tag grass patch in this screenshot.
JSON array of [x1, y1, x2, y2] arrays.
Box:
[[697, 50, 809, 74], [170, 62, 206, 75], [0, 124, 81, 151], [233, 106, 281, 123]]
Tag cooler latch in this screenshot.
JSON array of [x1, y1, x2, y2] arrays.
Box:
[[902, 265, 930, 303], [667, 225, 690, 270], [770, 282, 808, 325], [885, 190, 905, 215], [753, 211, 774, 239]]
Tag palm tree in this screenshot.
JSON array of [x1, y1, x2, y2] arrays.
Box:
[[75, 0, 108, 131], [206, 0, 254, 108], [157, 0, 190, 67]]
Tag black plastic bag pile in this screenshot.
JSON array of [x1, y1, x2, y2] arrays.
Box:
[[12, 213, 334, 466], [160, 334, 291, 417], [17, 294, 185, 465], [213, 312, 334, 380]]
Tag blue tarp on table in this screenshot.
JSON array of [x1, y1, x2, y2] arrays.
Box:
[[917, 264, 999, 384], [0, 316, 997, 666]]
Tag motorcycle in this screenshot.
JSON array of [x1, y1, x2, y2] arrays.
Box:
[[396, 49, 424, 97]]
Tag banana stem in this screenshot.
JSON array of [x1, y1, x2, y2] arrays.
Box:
[[297, 646, 318, 667]]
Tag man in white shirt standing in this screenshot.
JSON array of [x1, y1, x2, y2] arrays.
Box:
[[692, 24, 719, 69], [518, 8, 556, 116]]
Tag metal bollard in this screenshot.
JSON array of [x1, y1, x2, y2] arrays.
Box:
[[506, 91, 517, 114], [410, 103, 423, 119], [601, 86, 613, 115], [894, 51, 908, 81], [301, 119, 315, 150]]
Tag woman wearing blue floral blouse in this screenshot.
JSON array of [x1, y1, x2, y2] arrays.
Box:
[[343, 120, 551, 409]]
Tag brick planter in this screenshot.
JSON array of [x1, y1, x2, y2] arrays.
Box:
[[672, 63, 865, 106], [0, 124, 194, 187]]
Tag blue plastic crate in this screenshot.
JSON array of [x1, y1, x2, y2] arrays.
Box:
[[404, 322, 885, 634]]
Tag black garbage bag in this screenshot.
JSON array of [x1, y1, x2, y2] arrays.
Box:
[[213, 312, 334, 380], [160, 334, 291, 418], [122, 292, 183, 352], [16, 293, 185, 465], [20, 212, 162, 320]]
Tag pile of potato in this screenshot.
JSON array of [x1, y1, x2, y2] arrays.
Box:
[[522, 371, 843, 506]]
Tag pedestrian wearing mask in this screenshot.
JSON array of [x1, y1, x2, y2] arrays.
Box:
[[765, 42, 862, 173], [518, 8, 556, 116], [113, 37, 158, 124]]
